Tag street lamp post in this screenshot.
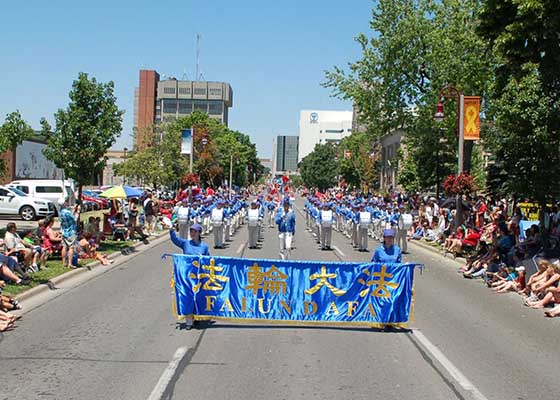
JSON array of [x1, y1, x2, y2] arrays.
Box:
[[123, 147, 128, 185], [435, 86, 465, 227]]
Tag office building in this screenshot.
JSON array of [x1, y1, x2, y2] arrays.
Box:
[[134, 69, 233, 150], [272, 135, 299, 176], [298, 110, 353, 162]]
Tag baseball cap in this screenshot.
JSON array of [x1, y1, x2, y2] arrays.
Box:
[[515, 266, 525, 272], [190, 223, 203, 232], [383, 229, 396, 237]]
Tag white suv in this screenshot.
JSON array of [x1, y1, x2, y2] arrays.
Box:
[[0, 186, 56, 221]]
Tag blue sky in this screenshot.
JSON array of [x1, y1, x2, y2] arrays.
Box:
[[1, 0, 373, 158]]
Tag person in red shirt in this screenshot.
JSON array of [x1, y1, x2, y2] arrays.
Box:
[[447, 227, 481, 257]]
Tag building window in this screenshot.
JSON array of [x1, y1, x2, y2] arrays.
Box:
[[325, 129, 344, 133], [163, 99, 177, 114], [208, 101, 223, 115], [193, 100, 207, 112], [178, 87, 190, 95], [193, 88, 207, 95], [178, 99, 193, 114], [163, 87, 176, 94]]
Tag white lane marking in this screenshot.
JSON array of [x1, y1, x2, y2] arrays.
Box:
[[332, 245, 345, 258], [412, 330, 489, 400], [236, 243, 245, 255], [147, 346, 189, 400]]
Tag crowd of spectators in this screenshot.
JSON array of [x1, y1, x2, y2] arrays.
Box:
[[0, 187, 175, 332], [403, 193, 560, 318]]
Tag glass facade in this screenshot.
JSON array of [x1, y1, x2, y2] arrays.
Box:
[[276, 136, 299, 172]]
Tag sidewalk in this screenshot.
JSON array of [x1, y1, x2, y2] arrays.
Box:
[[11, 230, 170, 302]]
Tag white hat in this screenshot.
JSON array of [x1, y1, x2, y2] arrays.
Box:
[[515, 266, 525, 272]]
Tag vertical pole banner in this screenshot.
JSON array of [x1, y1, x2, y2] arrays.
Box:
[[463, 96, 481, 141], [181, 129, 192, 155]]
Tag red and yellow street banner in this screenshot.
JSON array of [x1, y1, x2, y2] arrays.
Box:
[[463, 96, 481, 141]]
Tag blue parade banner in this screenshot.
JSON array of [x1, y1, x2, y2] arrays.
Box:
[[171, 255, 420, 328]]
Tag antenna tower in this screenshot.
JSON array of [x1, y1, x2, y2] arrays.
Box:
[[196, 34, 201, 81]]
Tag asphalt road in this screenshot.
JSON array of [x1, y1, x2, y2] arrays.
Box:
[[1, 197, 558, 400]]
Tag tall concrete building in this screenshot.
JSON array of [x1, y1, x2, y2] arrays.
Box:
[[133, 69, 233, 150], [298, 110, 353, 162], [272, 135, 299, 176]]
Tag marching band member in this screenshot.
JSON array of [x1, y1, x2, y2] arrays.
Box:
[[318, 202, 333, 250], [396, 204, 412, 254], [351, 203, 360, 248], [176, 198, 191, 239], [247, 200, 261, 249], [372, 229, 402, 263], [358, 203, 372, 252], [211, 200, 226, 248], [170, 223, 210, 329], [276, 199, 296, 260]]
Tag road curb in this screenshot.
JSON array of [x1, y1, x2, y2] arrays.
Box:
[[15, 231, 170, 302], [409, 239, 467, 268]]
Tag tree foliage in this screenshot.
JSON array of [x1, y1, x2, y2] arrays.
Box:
[[299, 143, 338, 191], [324, 0, 494, 190], [115, 111, 263, 189], [0, 111, 34, 178], [337, 132, 380, 190], [41, 72, 124, 201], [478, 0, 560, 209]]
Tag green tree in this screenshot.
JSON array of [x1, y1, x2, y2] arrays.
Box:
[[41, 72, 124, 202], [337, 132, 380, 190], [478, 0, 560, 226], [324, 0, 494, 190], [0, 111, 34, 178], [299, 143, 338, 191], [118, 111, 264, 190]]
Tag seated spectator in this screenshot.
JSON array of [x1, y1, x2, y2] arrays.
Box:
[[492, 266, 526, 293], [519, 259, 550, 298], [22, 229, 47, 271], [524, 261, 560, 308], [42, 217, 62, 255], [110, 212, 128, 241], [442, 226, 464, 253], [447, 227, 481, 257], [77, 233, 113, 266], [0, 252, 31, 285], [4, 222, 40, 272]]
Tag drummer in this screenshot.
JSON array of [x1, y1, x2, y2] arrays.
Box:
[[371, 229, 402, 263]]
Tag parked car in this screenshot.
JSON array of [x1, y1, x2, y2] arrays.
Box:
[[8, 180, 75, 213], [0, 185, 56, 221]]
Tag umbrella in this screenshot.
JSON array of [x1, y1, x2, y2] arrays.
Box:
[[100, 185, 144, 199]]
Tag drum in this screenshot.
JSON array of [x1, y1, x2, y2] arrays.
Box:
[[398, 214, 413, 230]]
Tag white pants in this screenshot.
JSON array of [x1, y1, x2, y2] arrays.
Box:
[[321, 224, 332, 249], [248, 224, 258, 248], [279, 232, 293, 260], [213, 223, 224, 247], [359, 226, 369, 251], [396, 228, 408, 252]]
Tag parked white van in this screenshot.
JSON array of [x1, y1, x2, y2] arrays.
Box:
[[8, 180, 75, 213], [0, 185, 56, 221]]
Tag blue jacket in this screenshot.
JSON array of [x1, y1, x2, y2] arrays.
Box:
[[371, 244, 402, 263], [275, 209, 296, 233], [170, 229, 210, 255]]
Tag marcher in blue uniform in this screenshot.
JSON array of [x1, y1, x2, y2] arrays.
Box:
[[371, 229, 402, 263], [170, 223, 210, 255], [170, 223, 209, 329]]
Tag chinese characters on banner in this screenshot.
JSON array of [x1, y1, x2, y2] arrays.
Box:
[[171, 255, 420, 328]]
